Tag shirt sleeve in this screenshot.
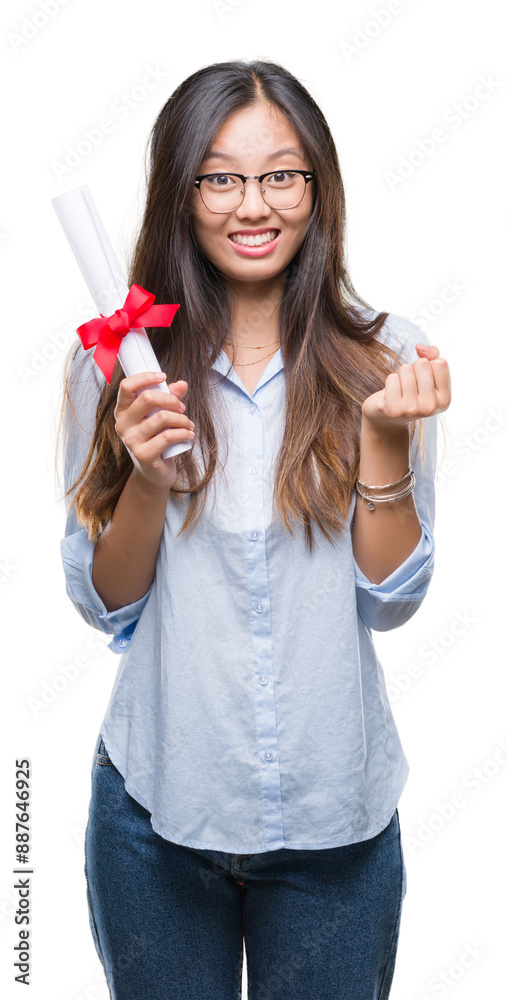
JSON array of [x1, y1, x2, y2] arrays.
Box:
[[60, 345, 152, 653], [353, 316, 438, 632]]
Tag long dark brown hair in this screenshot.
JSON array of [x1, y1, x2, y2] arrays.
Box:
[[57, 59, 425, 553]]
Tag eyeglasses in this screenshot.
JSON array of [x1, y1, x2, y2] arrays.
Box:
[[194, 169, 316, 214]]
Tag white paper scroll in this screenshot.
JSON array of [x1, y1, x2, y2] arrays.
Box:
[[51, 184, 191, 459]]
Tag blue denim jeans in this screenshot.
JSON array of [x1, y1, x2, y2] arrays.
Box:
[[85, 735, 407, 1000]]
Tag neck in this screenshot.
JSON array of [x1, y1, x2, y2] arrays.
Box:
[[225, 273, 285, 349]]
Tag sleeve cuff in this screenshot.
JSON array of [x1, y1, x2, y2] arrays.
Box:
[[353, 520, 435, 601], [60, 527, 152, 639]]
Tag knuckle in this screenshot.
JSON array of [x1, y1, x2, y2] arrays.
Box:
[[156, 408, 169, 425]]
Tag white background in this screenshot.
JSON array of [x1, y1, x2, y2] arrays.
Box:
[[1, 0, 505, 997]]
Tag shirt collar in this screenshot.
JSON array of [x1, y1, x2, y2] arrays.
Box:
[[209, 343, 284, 396]]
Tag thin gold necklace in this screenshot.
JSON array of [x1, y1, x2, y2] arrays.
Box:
[[223, 339, 280, 366]]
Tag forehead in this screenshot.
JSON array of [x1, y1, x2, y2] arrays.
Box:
[[202, 102, 306, 167]]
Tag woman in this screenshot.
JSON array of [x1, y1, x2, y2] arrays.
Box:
[[58, 59, 451, 1000]]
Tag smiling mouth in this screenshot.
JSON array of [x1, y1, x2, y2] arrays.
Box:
[[228, 229, 280, 246]]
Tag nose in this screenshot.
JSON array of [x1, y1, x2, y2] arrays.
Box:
[[234, 178, 271, 221]]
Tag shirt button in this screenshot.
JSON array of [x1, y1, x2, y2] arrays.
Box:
[[255, 603, 264, 613], [249, 466, 258, 476], [264, 751, 273, 762], [259, 675, 268, 685], [118, 639, 128, 647], [249, 404, 256, 414], [250, 530, 260, 541]]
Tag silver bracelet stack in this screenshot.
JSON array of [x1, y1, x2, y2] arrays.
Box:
[[355, 465, 415, 510]]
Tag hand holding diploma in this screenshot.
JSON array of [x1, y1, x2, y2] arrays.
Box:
[[51, 184, 193, 459], [113, 372, 195, 491]]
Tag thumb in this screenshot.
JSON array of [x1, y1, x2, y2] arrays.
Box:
[[167, 379, 188, 398], [416, 342, 440, 360]]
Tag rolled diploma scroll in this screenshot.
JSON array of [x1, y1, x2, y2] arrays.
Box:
[[51, 184, 191, 459]]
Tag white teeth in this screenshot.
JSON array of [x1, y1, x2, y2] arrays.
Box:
[[230, 230, 278, 246]]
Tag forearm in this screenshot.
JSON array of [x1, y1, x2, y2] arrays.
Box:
[[91, 469, 170, 612], [351, 419, 422, 584]]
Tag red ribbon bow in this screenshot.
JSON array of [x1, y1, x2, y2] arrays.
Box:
[[76, 283, 180, 383]]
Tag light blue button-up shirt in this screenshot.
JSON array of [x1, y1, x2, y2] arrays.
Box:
[[61, 311, 436, 852]]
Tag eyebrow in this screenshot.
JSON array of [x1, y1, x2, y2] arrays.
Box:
[[202, 147, 306, 164]]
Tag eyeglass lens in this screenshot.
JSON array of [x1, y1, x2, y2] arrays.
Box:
[[199, 171, 307, 212]]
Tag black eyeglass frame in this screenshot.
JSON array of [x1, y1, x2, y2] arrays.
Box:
[[194, 169, 316, 213]]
